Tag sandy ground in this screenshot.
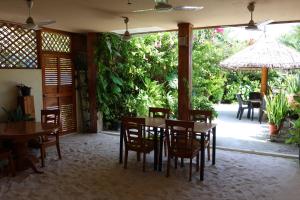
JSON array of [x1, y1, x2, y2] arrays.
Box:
[[0, 133, 299, 200]]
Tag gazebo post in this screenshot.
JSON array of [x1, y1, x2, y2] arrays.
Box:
[[261, 66, 268, 96], [178, 23, 193, 120]]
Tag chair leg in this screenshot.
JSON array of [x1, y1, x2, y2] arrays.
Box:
[[164, 140, 167, 157], [142, 152, 146, 172], [166, 154, 171, 177], [124, 149, 128, 169], [40, 146, 45, 167], [239, 109, 244, 120], [180, 158, 184, 168], [56, 142, 62, 159], [137, 152, 141, 162], [189, 158, 192, 181], [251, 107, 254, 121], [236, 108, 241, 119], [207, 145, 211, 161], [8, 154, 15, 177], [174, 156, 178, 169], [196, 153, 199, 172]]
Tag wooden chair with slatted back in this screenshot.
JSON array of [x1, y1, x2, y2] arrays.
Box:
[[165, 119, 201, 181], [40, 109, 61, 167], [189, 109, 212, 161], [148, 107, 170, 157], [123, 117, 154, 172], [0, 150, 15, 177]]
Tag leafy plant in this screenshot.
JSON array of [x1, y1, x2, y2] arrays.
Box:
[[2, 106, 32, 122], [264, 92, 289, 127]]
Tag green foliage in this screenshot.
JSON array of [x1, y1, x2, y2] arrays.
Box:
[[285, 74, 300, 94], [264, 92, 289, 127], [2, 106, 32, 122], [280, 25, 300, 52]]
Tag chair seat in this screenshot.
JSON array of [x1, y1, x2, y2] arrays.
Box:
[[127, 139, 154, 153], [170, 138, 208, 157]]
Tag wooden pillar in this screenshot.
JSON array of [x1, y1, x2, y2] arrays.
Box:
[[261, 66, 268, 95], [178, 23, 193, 120], [87, 33, 98, 132]]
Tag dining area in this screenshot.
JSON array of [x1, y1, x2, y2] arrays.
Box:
[[0, 109, 62, 177], [118, 107, 217, 181]]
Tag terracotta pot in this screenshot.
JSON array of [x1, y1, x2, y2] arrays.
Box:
[[269, 123, 283, 135]]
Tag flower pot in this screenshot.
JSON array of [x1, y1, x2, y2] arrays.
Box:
[[269, 123, 283, 135]]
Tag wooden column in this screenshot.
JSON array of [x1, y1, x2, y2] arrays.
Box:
[[178, 23, 193, 120], [87, 33, 98, 133], [261, 66, 268, 95]]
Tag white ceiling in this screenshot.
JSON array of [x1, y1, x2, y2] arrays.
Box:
[[0, 0, 299, 33]]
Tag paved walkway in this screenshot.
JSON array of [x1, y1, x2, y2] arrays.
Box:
[[214, 104, 299, 155]]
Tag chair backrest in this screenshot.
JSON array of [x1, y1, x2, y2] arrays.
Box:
[[122, 117, 145, 147], [148, 107, 170, 119], [236, 94, 244, 107], [189, 110, 212, 123], [249, 92, 261, 100], [165, 119, 196, 157], [41, 109, 60, 126]]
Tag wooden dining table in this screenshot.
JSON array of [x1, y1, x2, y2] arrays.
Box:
[[0, 121, 59, 173], [119, 117, 217, 181]]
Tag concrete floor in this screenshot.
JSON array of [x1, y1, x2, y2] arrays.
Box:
[[214, 104, 299, 155]]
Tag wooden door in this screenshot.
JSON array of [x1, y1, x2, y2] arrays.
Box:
[[42, 53, 76, 134]]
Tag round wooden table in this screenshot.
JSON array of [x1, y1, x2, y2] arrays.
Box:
[[0, 121, 59, 173]]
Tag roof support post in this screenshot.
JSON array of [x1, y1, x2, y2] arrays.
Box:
[[178, 23, 193, 120], [261, 66, 268, 96], [87, 33, 98, 132]]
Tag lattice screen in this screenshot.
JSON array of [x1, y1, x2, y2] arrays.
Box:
[[0, 22, 38, 68], [41, 32, 71, 53]]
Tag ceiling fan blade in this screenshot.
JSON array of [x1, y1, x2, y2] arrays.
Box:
[[173, 6, 204, 11], [22, 23, 39, 30], [256, 19, 274, 27], [36, 20, 56, 26], [132, 8, 155, 13]]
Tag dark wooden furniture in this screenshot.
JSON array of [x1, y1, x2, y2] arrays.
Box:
[[148, 107, 170, 157], [17, 96, 35, 119], [189, 109, 212, 161], [40, 109, 62, 167], [119, 117, 217, 181], [0, 149, 15, 177], [0, 121, 59, 173], [165, 119, 201, 181], [236, 94, 252, 120], [122, 117, 154, 172], [248, 92, 262, 120]]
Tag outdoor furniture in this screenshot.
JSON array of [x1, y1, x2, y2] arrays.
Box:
[[189, 109, 212, 161], [0, 121, 59, 173], [259, 98, 266, 123], [148, 107, 170, 157], [119, 117, 217, 181], [165, 119, 200, 181], [247, 92, 262, 120], [0, 149, 15, 177], [122, 117, 154, 172], [40, 109, 62, 167], [236, 94, 252, 120]]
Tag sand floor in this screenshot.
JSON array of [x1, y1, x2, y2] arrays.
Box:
[[0, 133, 299, 200]]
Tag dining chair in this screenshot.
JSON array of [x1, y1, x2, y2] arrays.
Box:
[[123, 117, 154, 172], [40, 109, 62, 167], [249, 92, 262, 120], [236, 94, 252, 120], [0, 149, 15, 177], [148, 107, 170, 157], [189, 109, 212, 161], [165, 119, 202, 181]]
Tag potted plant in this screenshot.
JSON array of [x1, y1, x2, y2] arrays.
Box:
[[265, 92, 289, 135]]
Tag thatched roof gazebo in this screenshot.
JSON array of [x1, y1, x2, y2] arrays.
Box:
[[220, 38, 300, 94]]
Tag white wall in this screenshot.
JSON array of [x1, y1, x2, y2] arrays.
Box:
[[0, 69, 42, 122]]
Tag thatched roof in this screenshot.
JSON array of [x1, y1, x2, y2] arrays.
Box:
[[220, 38, 300, 70]]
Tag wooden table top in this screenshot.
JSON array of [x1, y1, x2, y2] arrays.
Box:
[[144, 117, 216, 133], [0, 121, 59, 139]]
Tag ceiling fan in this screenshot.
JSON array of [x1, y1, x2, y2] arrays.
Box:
[[23, 0, 56, 30], [133, 0, 203, 13], [245, 1, 273, 31], [122, 17, 131, 41]]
